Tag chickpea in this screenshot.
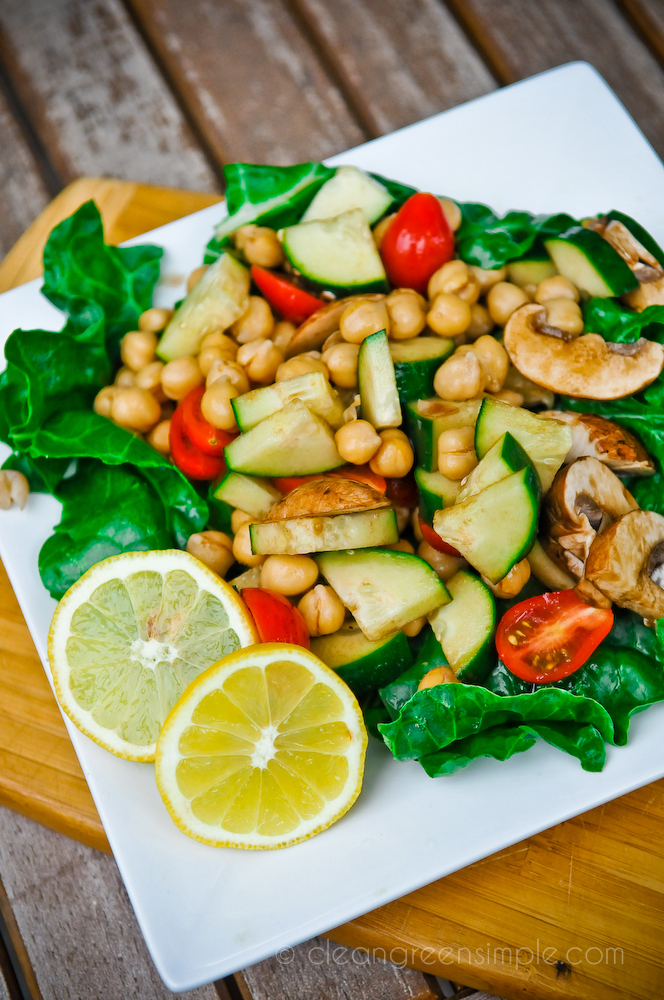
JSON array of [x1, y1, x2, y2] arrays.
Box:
[[121, 331, 157, 373], [468, 265, 507, 294], [437, 425, 478, 480], [232, 522, 265, 568], [428, 260, 469, 299], [276, 354, 328, 382], [186, 530, 234, 577], [0, 469, 29, 510], [340, 298, 389, 344], [427, 293, 472, 337], [484, 558, 531, 599], [260, 554, 319, 596], [110, 386, 161, 433], [487, 282, 529, 326], [456, 274, 481, 305], [138, 307, 173, 333], [135, 360, 166, 398], [472, 335, 509, 393], [200, 331, 238, 358], [465, 303, 494, 341], [230, 296, 274, 344], [147, 419, 171, 455], [197, 347, 224, 377], [438, 197, 462, 232], [298, 585, 346, 637], [335, 419, 381, 465], [385, 288, 426, 340], [433, 351, 483, 401], [272, 320, 297, 355], [94, 385, 116, 418], [369, 429, 414, 478], [403, 615, 426, 637], [488, 389, 524, 406], [231, 509, 253, 534], [206, 358, 250, 394], [386, 538, 415, 555], [543, 297, 584, 336], [535, 274, 579, 304], [187, 265, 208, 293], [417, 666, 460, 690], [201, 380, 238, 431], [322, 329, 344, 353], [161, 355, 203, 400], [372, 213, 397, 249], [323, 342, 359, 388], [417, 540, 466, 581], [234, 224, 284, 268], [115, 366, 136, 388], [236, 339, 283, 384]]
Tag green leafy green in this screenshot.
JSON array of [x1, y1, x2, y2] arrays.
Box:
[[583, 297, 664, 344], [455, 207, 575, 269], [369, 172, 417, 208], [380, 627, 448, 720]]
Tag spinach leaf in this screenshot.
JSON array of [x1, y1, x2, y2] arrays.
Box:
[[419, 726, 537, 777], [1, 453, 70, 493], [379, 627, 447, 720], [369, 172, 417, 208], [455, 206, 575, 269], [583, 297, 664, 344]]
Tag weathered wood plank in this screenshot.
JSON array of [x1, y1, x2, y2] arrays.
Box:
[[447, 0, 664, 160], [0, 89, 50, 260], [621, 0, 664, 63], [126, 0, 365, 164], [0, 0, 217, 190], [290, 0, 497, 136]]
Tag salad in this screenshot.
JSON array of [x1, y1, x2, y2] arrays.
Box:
[[4, 158, 664, 810]]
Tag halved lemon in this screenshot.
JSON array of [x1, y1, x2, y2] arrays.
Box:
[[48, 550, 257, 762], [155, 643, 368, 849]]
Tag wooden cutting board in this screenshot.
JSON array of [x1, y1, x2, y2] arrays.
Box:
[[1, 180, 663, 1000]]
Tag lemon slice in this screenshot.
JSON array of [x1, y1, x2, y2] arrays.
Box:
[[48, 550, 257, 762], [155, 643, 368, 849]]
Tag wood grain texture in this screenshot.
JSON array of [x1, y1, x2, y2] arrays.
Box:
[[290, 0, 497, 137], [0, 89, 51, 260], [621, 0, 664, 62], [126, 0, 365, 164], [0, 0, 217, 190], [448, 0, 664, 161]]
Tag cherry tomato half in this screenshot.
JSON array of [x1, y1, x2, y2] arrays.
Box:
[[241, 588, 310, 649], [495, 590, 614, 685], [251, 265, 322, 325], [179, 386, 236, 456], [419, 518, 461, 557], [272, 466, 387, 495], [380, 193, 454, 295], [385, 472, 417, 509], [169, 403, 226, 480]]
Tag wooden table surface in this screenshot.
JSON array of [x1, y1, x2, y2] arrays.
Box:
[[2, 2, 664, 999]]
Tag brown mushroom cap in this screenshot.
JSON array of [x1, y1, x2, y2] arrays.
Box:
[[503, 303, 664, 399], [585, 509, 664, 618], [264, 478, 391, 521], [545, 410, 655, 476], [286, 293, 386, 357]]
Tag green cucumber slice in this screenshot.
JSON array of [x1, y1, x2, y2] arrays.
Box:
[[311, 622, 412, 698], [213, 472, 281, 519], [232, 371, 344, 432], [474, 398, 572, 493], [224, 399, 343, 477], [301, 166, 394, 225], [389, 337, 455, 402], [157, 253, 250, 361], [207, 480, 233, 534], [316, 548, 450, 642], [250, 507, 398, 555], [280, 209, 389, 295], [607, 210, 664, 267], [457, 431, 535, 503], [358, 329, 402, 429], [414, 467, 459, 525], [506, 256, 557, 288], [404, 397, 483, 472], [544, 226, 637, 297], [229, 566, 262, 591], [427, 570, 496, 683], [433, 467, 540, 583]]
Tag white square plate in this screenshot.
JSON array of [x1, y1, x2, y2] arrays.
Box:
[[2, 63, 664, 992]]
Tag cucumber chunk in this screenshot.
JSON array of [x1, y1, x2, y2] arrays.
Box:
[[433, 467, 540, 583], [301, 166, 394, 225], [358, 329, 402, 429], [474, 398, 572, 493], [427, 570, 496, 683], [213, 472, 281, 519], [457, 431, 535, 503], [316, 548, 450, 642], [507, 256, 557, 288], [544, 226, 637, 297], [390, 337, 455, 402], [280, 209, 389, 295], [311, 622, 412, 698], [414, 467, 459, 525], [404, 397, 483, 472], [157, 253, 250, 361], [224, 399, 343, 477], [232, 371, 344, 432], [250, 508, 398, 555]]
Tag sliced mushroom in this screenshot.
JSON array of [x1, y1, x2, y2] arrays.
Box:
[[265, 478, 391, 521], [286, 293, 385, 357], [503, 303, 664, 399], [585, 509, 664, 618], [544, 410, 655, 476], [542, 457, 638, 578], [586, 217, 664, 284], [623, 275, 664, 312]]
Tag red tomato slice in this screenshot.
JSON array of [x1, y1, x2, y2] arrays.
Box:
[[419, 518, 461, 557], [385, 472, 417, 509], [179, 386, 236, 456], [241, 588, 310, 649], [496, 590, 614, 684], [169, 403, 226, 480], [380, 193, 454, 295], [251, 265, 322, 324], [273, 466, 387, 495]]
